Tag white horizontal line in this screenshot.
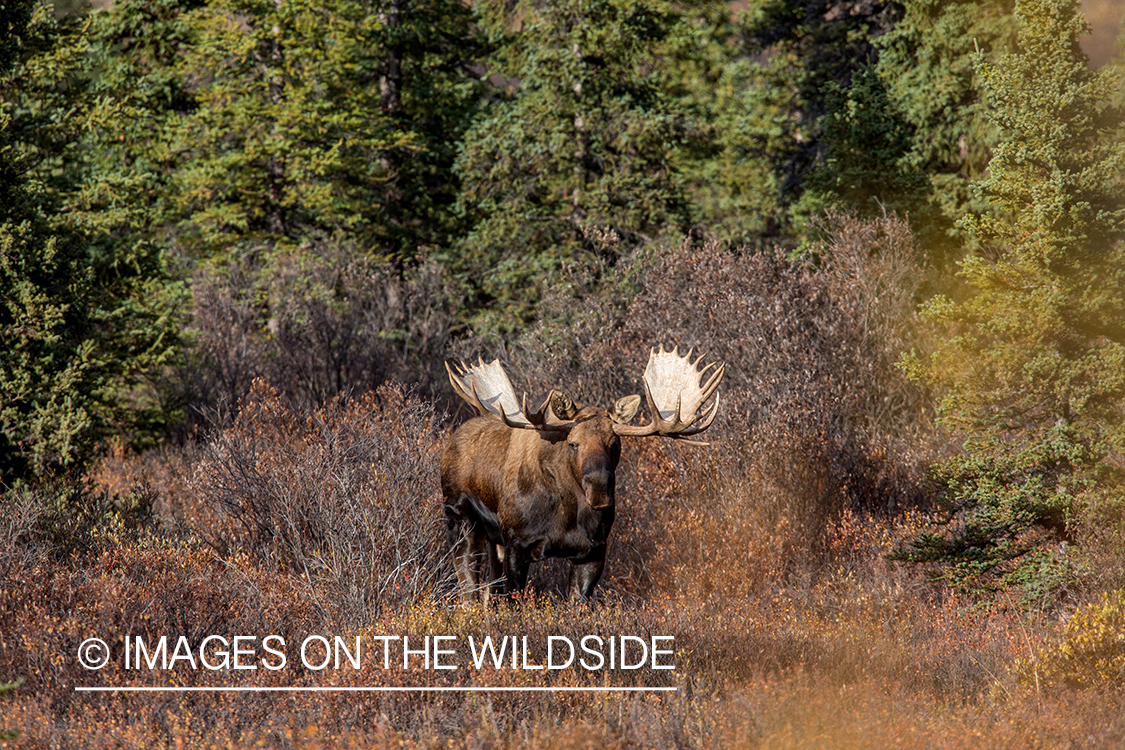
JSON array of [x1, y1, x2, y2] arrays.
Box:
[[75, 686, 676, 693]]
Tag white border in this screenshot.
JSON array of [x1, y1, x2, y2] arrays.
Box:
[[75, 686, 676, 693]]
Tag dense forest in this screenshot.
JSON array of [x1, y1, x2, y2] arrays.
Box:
[[1, 0, 1124, 746]]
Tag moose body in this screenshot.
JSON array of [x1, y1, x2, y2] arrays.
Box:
[[442, 407, 622, 601], [441, 347, 723, 603]]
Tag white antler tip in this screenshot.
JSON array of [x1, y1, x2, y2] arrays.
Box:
[[636, 343, 725, 440]]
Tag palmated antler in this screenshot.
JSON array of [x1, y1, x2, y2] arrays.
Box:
[[612, 346, 724, 441], [446, 358, 578, 431]]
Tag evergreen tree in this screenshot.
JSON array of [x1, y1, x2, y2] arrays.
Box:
[[0, 0, 31, 76], [800, 63, 930, 224], [453, 0, 704, 332], [2, 0, 486, 425], [723, 0, 1019, 253], [679, 52, 783, 246], [0, 0, 32, 220], [70, 0, 202, 251], [654, 2, 765, 245], [899, 0, 1125, 595], [736, 0, 929, 233], [875, 0, 1017, 257], [1, 4, 183, 482], [167, 0, 481, 260]]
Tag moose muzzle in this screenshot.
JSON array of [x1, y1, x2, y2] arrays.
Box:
[[582, 467, 614, 510]]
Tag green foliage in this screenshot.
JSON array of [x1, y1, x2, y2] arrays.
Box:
[[801, 65, 929, 222], [165, 0, 481, 259], [69, 0, 202, 248], [0, 0, 32, 74], [0, 0, 32, 221], [875, 0, 1017, 255], [729, 0, 1020, 256], [655, 3, 775, 246], [0, 676, 20, 741], [0, 5, 90, 216], [453, 0, 706, 332], [680, 54, 783, 246], [736, 0, 929, 233], [0, 208, 183, 483], [3, 0, 485, 477], [0, 4, 185, 483], [898, 0, 1125, 595], [14, 0, 481, 262]]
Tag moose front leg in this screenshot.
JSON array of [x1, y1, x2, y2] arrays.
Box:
[[502, 544, 532, 599], [568, 552, 606, 601]]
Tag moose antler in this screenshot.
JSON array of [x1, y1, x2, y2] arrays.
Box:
[[446, 358, 577, 431], [612, 346, 724, 440]]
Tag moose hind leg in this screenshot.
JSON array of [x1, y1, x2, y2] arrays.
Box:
[[448, 523, 476, 599], [484, 544, 505, 605], [446, 505, 488, 604]]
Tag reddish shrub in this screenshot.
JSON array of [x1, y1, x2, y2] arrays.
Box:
[[479, 217, 937, 599], [187, 381, 449, 627]]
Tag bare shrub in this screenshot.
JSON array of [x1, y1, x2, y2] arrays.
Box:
[[188, 381, 449, 628], [180, 242, 456, 420], [89, 439, 202, 533], [0, 544, 317, 710], [510, 214, 929, 449], [187, 261, 263, 413], [0, 485, 47, 577], [0, 478, 166, 577], [813, 210, 932, 442], [483, 215, 936, 598], [258, 246, 455, 407]]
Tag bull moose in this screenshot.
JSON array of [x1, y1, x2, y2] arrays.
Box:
[[441, 346, 724, 603]]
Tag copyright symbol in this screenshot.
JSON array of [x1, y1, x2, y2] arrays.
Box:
[[77, 638, 110, 670]]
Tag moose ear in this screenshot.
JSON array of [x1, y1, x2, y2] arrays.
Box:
[[548, 390, 578, 421], [610, 394, 642, 425]]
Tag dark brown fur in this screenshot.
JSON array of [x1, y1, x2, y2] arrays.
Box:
[[441, 406, 622, 602]]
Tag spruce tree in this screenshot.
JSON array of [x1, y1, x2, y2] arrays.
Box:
[[899, 0, 1125, 596], [167, 0, 481, 260], [875, 0, 1017, 258], [453, 0, 702, 333], [736, 0, 929, 232], [0, 4, 183, 482]]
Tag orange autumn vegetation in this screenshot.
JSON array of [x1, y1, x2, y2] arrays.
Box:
[[2, 216, 1123, 748]]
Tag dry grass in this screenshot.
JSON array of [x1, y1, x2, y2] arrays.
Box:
[[3, 567, 1124, 747]]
